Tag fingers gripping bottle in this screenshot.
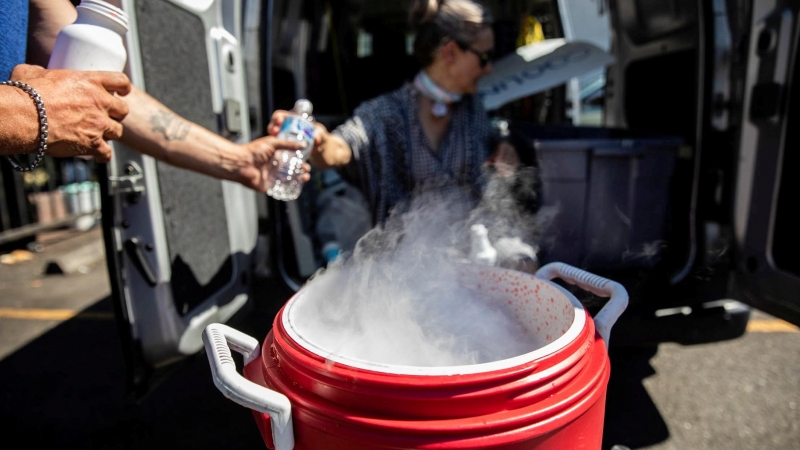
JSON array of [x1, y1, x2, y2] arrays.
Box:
[[267, 99, 315, 201]]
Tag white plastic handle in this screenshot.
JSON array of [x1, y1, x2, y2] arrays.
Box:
[[535, 262, 629, 347], [203, 323, 295, 450]]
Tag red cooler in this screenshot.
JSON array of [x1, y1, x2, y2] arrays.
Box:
[[204, 262, 628, 449]]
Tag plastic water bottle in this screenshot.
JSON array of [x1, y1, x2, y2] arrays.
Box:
[[267, 99, 315, 201], [47, 0, 129, 72]]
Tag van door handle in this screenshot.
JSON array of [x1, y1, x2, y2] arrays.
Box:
[[124, 237, 157, 287]]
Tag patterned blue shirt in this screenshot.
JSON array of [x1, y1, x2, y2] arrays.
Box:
[[335, 83, 492, 224], [0, 0, 29, 80]]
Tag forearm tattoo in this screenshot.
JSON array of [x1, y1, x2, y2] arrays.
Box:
[[150, 109, 191, 141]]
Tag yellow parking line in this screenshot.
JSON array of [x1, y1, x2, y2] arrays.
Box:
[[0, 308, 113, 321], [747, 319, 799, 333], [0, 308, 796, 332]]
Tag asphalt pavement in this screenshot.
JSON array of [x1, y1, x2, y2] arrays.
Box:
[[0, 229, 798, 449]]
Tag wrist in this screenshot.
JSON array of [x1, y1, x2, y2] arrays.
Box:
[[0, 85, 42, 155], [318, 132, 351, 168], [219, 141, 253, 184]]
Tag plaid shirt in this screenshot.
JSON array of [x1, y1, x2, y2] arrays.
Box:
[[335, 83, 492, 224]]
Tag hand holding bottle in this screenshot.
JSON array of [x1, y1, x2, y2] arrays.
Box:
[[4, 64, 131, 162], [237, 135, 310, 193], [268, 109, 352, 171], [265, 99, 317, 201]]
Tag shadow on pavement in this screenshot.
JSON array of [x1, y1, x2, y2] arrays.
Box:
[[0, 296, 266, 449], [602, 345, 671, 449]]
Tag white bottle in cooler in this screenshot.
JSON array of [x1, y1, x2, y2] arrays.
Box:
[[47, 0, 129, 72], [469, 223, 497, 266], [267, 99, 315, 201]]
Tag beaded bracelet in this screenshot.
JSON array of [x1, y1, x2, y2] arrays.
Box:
[[1, 81, 49, 172]]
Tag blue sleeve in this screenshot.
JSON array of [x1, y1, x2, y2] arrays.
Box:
[[0, 0, 29, 80], [332, 96, 392, 208]]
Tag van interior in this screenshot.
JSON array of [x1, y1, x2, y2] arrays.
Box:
[[264, 0, 750, 346]]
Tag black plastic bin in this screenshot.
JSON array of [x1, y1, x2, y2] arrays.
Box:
[[512, 123, 683, 272]]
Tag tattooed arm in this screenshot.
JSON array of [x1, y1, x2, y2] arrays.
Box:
[[26, 0, 308, 191], [119, 86, 308, 192]]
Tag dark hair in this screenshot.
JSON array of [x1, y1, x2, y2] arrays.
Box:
[[409, 0, 493, 67]]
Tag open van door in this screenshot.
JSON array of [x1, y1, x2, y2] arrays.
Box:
[[729, 0, 800, 326], [100, 0, 261, 400], [592, 0, 800, 344], [606, 0, 799, 328]]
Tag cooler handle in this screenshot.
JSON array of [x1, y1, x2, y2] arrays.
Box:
[[203, 323, 295, 450], [535, 262, 628, 347]]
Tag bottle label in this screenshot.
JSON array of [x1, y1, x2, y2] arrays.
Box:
[[280, 116, 315, 142]]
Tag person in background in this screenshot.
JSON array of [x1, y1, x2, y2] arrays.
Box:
[[0, 0, 309, 191], [269, 0, 511, 223]]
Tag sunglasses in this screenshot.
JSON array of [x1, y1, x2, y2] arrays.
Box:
[[456, 41, 495, 68]]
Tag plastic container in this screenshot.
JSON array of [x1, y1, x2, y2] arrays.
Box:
[[60, 183, 81, 215], [512, 123, 681, 271], [29, 192, 53, 224], [92, 181, 101, 212], [50, 190, 68, 221], [314, 176, 372, 257], [321, 241, 342, 264], [204, 262, 629, 450], [267, 100, 315, 201], [47, 0, 129, 72], [78, 181, 95, 214]]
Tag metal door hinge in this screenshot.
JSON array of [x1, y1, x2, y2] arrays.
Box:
[[109, 162, 145, 196]]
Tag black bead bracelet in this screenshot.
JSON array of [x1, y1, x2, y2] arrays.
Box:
[[1, 80, 49, 172]]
